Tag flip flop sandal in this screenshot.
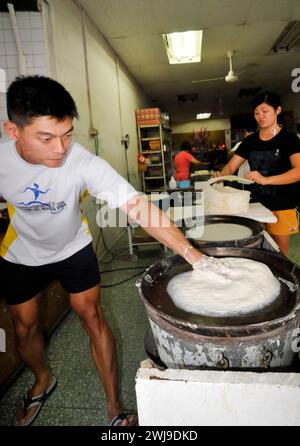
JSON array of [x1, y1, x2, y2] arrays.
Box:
[[15, 375, 57, 427], [109, 412, 138, 427]]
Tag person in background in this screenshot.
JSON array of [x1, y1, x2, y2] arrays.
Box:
[[214, 91, 300, 255], [206, 142, 227, 171], [215, 143, 228, 170], [0, 76, 225, 427], [174, 141, 202, 182]]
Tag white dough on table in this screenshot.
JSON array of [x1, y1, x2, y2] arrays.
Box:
[[186, 223, 253, 241]]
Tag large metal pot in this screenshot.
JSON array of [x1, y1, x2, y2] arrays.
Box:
[[187, 215, 265, 249], [137, 248, 300, 370]]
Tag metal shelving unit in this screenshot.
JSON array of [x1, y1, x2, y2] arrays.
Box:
[[125, 123, 172, 259], [137, 124, 172, 192]]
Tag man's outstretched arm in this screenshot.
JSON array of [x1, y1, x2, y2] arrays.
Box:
[[121, 194, 203, 265]]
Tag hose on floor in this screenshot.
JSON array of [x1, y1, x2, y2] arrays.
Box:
[[99, 265, 148, 288]]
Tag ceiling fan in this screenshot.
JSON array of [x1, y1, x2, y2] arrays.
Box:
[[192, 50, 241, 84]]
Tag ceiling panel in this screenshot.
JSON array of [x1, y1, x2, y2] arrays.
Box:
[[109, 34, 167, 65], [79, 0, 300, 122]]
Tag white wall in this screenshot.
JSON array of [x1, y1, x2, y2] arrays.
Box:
[[44, 0, 149, 252], [0, 11, 48, 135], [0, 2, 149, 254], [47, 0, 147, 181]]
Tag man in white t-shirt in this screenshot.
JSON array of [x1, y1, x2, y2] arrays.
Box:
[[0, 76, 210, 427]]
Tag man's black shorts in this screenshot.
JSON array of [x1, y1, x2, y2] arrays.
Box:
[[0, 242, 101, 306]]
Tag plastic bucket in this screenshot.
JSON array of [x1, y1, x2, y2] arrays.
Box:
[[177, 180, 191, 189]]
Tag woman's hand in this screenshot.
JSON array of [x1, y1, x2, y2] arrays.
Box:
[[245, 170, 268, 185], [212, 171, 221, 178]]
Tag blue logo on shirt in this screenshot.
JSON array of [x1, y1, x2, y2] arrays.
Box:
[[18, 183, 66, 214], [19, 183, 51, 203]]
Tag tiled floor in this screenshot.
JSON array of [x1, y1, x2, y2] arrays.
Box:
[[0, 233, 300, 426], [288, 232, 300, 265]]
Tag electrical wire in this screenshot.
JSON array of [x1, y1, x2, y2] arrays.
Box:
[[96, 213, 136, 264], [95, 223, 118, 264], [97, 240, 130, 264], [100, 266, 148, 273], [99, 265, 148, 288], [100, 271, 143, 288]]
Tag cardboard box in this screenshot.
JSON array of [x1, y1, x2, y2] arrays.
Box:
[[136, 108, 161, 126], [136, 119, 161, 126]]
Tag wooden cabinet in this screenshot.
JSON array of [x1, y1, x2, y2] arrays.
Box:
[[0, 250, 70, 391]]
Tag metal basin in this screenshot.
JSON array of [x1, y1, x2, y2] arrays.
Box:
[[187, 215, 265, 250], [137, 248, 300, 370]]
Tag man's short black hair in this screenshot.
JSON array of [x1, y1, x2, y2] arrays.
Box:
[[7, 75, 79, 127]]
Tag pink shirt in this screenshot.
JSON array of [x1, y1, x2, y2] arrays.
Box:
[[174, 151, 193, 181]]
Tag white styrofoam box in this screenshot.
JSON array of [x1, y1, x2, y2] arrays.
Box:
[[136, 365, 300, 426]]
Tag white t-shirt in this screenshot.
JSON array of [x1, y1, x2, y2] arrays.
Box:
[[0, 140, 138, 265]]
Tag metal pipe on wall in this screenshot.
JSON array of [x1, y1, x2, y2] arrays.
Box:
[[7, 3, 27, 75]]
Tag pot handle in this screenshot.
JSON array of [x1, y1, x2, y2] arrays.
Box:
[[215, 351, 229, 369], [207, 175, 254, 186], [135, 277, 142, 289], [262, 230, 281, 252]]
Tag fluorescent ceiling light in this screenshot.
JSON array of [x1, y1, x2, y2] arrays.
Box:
[[163, 30, 203, 64], [271, 21, 300, 53], [196, 113, 211, 120]]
